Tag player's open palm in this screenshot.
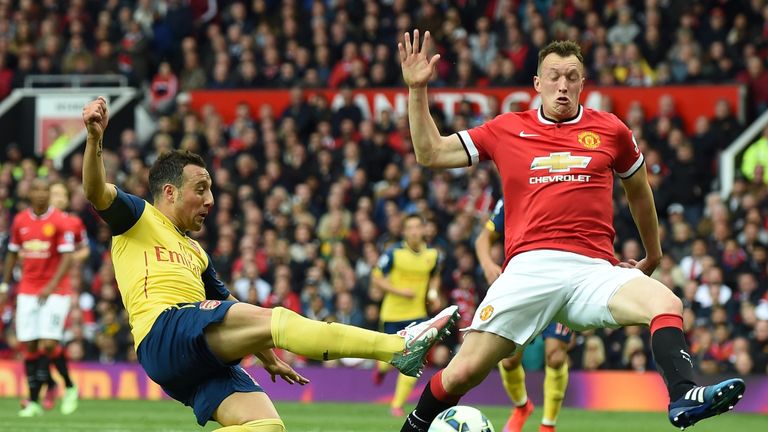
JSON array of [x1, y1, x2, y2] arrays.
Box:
[[263, 357, 309, 386], [399, 30, 440, 88], [82, 96, 109, 138]]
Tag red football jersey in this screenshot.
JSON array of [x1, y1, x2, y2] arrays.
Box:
[[8, 207, 75, 295], [459, 106, 643, 266]]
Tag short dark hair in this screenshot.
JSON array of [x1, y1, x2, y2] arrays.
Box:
[[148, 150, 206, 199], [402, 213, 425, 227], [537, 40, 584, 75]]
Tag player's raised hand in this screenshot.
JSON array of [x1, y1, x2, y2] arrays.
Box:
[[399, 30, 440, 88], [263, 356, 310, 386], [82, 96, 109, 139]]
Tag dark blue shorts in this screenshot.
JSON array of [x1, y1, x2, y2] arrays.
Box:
[[541, 321, 572, 343], [382, 317, 427, 334], [137, 300, 264, 426]]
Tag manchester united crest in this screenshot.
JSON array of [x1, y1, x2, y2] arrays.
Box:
[[479, 305, 494, 321], [578, 131, 601, 149], [42, 223, 55, 237]]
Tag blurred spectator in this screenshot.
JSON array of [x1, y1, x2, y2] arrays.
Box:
[[741, 126, 768, 184]]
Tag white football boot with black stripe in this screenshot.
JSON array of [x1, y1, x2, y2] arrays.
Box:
[[668, 378, 745, 430]]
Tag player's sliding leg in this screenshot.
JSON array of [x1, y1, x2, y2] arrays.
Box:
[[541, 337, 569, 432], [390, 373, 419, 416], [212, 392, 285, 432], [498, 353, 533, 432], [401, 331, 516, 432], [608, 277, 745, 429], [204, 304, 459, 378]]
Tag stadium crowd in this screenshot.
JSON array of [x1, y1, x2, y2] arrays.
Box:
[[0, 0, 768, 378]]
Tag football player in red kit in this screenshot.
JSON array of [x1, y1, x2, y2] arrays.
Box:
[[397, 33, 744, 432], [1, 178, 74, 417]]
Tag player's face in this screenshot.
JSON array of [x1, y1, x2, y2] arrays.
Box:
[[50, 183, 69, 210], [534, 54, 585, 121], [175, 165, 213, 232], [403, 218, 425, 247], [29, 179, 51, 212]]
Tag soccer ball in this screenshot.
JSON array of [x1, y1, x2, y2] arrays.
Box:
[[428, 405, 495, 432]]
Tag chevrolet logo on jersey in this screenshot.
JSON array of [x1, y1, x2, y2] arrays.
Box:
[[529, 152, 592, 184], [530, 152, 592, 172]]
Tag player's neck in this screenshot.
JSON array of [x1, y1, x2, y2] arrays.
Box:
[[540, 105, 580, 123], [31, 205, 50, 216], [405, 240, 424, 252], [156, 204, 187, 235]]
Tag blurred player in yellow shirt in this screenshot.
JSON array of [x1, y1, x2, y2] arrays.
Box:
[[372, 214, 442, 417], [476, 199, 571, 432]]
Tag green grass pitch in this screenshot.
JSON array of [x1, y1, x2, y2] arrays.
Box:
[[0, 398, 763, 431]]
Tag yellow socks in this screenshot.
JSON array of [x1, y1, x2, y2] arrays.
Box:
[[391, 373, 419, 409], [542, 363, 569, 426], [214, 419, 285, 431], [271, 307, 405, 362], [499, 362, 527, 406]]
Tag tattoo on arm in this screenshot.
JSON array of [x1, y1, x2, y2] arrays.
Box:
[[96, 138, 103, 157]]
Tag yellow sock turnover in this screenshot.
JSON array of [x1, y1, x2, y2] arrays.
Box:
[[214, 419, 285, 431]]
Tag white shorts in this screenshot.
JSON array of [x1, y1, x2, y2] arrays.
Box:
[[15, 293, 71, 342], [467, 249, 644, 348]]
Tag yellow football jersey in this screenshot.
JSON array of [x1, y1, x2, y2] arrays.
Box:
[[98, 188, 229, 347], [373, 241, 441, 322]]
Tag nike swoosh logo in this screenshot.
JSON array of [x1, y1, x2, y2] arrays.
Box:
[[519, 131, 540, 138]]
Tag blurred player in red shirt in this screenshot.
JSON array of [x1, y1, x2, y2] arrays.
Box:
[[1, 178, 74, 417], [33, 181, 90, 414], [397, 33, 744, 432]]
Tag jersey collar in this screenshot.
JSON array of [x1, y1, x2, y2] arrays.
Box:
[[28, 206, 54, 220], [537, 105, 583, 125]]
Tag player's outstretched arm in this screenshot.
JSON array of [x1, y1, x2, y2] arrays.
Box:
[[399, 30, 469, 169], [620, 166, 662, 275], [0, 250, 17, 304], [82, 97, 117, 210], [475, 228, 502, 284]]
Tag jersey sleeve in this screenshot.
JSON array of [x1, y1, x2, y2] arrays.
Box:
[[457, 114, 506, 166], [56, 219, 75, 253], [73, 217, 89, 248], [430, 250, 444, 277], [486, 199, 504, 234], [7, 215, 21, 252], [613, 122, 645, 178], [97, 187, 147, 235], [374, 247, 395, 277], [201, 252, 231, 300]]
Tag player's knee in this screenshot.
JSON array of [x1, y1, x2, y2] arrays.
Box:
[[500, 355, 521, 370], [545, 347, 567, 369], [40, 340, 58, 353], [445, 361, 491, 393], [656, 292, 683, 316]]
